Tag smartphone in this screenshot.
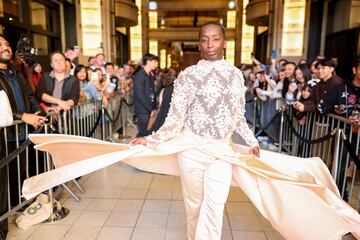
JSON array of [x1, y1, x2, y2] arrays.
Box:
[[265, 66, 271, 75], [271, 50, 277, 59], [91, 71, 99, 82]]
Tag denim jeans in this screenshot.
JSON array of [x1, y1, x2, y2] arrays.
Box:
[[136, 113, 150, 137]]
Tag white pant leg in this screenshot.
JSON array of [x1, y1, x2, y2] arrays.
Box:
[[178, 149, 208, 240], [178, 149, 232, 240]]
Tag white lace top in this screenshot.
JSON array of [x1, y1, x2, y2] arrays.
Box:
[[146, 59, 258, 148]]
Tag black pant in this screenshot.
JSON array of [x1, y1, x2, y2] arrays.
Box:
[[7, 141, 26, 207], [0, 140, 8, 240], [136, 113, 150, 137]]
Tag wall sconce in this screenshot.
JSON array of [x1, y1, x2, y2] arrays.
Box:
[[149, 1, 157, 10], [228, 0, 235, 9]]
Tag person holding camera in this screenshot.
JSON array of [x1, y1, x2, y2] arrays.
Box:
[[0, 34, 47, 240], [105, 62, 119, 96]]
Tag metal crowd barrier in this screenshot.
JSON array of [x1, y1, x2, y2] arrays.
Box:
[[245, 96, 360, 210], [0, 100, 112, 225]]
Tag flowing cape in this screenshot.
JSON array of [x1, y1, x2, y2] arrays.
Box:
[[23, 133, 360, 240]]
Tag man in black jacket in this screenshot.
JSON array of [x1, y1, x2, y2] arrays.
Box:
[[133, 53, 158, 136], [0, 34, 47, 240], [37, 51, 80, 110]]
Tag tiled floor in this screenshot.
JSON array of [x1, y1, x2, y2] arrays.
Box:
[[6, 162, 286, 240], [5, 130, 358, 240]]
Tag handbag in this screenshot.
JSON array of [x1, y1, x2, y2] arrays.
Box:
[[15, 194, 59, 229]]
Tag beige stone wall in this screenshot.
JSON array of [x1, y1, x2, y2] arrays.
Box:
[[350, 0, 360, 29]]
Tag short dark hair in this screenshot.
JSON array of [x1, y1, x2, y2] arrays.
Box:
[[49, 51, 66, 62], [142, 53, 159, 66], [353, 57, 360, 68], [278, 59, 287, 64], [88, 56, 95, 62], [316, 59, 336, 68], [199, 22, 225, 38], [285, 61, 296, 68], [65, 58, 73, 69], [94, 67, 102, 72], [95, 53, 105, 58], [298, 59, 309, 67], [160, 68, 177, 87], [105, 62, 114, 68]]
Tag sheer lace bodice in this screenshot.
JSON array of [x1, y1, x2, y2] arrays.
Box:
[[146, 59, 258, 148]]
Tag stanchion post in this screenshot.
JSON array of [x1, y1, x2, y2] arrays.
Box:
[[119, 98, 132, 140], [122, 104, 127, 138], [63, 111, 68, 135], [101, 106, 106, 140], [331, 128, 342, 181], [278, 106, 285, 153], [43, 124, 69, 223], [58, 111, 63, 134]]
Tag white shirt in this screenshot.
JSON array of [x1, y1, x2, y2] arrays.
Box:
[[146, 59, 258, 148], [0, 90, 13, 127]]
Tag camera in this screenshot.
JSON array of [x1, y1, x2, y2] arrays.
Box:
[[15, 34, 38, 66], [351, 110, 360, 119]]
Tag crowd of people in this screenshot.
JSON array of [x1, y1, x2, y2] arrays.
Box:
[[0, 33, 176, 240], [1, 21, 360, 239], [242, 54, 360, 203], [244, 54, 360, 126]]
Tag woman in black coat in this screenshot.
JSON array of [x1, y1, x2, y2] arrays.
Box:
[[151, 68, 177, 132]]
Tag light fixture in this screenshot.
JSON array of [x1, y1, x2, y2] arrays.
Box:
[[160, 17, 165, 26], [219, 18, 224, 25], [228, 0, 235, 9], [149, 1, 157, 10], [9, 17, 13, 21]]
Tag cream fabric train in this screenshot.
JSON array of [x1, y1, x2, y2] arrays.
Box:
[[23, 131, 360, 240]]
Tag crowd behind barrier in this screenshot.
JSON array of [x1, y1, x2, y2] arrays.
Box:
[[0, 99, 113, 227], [2, 33, 360, 239], [245, 97, 360, 210]]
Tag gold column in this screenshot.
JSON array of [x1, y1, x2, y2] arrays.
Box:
[[241, 0, 254, 64], [267, 0, 282, 59], [320, 0, 328, 55], [235, 0, 243, 66], [130, 0, 143, 62], [281, 0, 306, 57], [79, 0, 103, 57], [141, 0, 149, 55]]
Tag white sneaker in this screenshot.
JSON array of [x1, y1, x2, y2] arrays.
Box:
[[257, 136, 269, 142], [268, 143, 278, 151]]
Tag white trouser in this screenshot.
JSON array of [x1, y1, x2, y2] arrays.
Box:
[[178, 147, 232, 240]]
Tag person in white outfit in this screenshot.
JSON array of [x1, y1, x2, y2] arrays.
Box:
[[130, 22, 259, 240], [0, 90, 13, 127]]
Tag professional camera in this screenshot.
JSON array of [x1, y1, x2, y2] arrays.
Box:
[[15, 34, 38, 66]]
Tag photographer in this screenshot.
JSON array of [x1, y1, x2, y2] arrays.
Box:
[[12, 35, 39, 94], [105, 62, 119, 96], [0, 34, 47, 240]]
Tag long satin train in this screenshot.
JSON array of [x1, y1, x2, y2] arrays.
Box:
[[23, 133, 360, 240]]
